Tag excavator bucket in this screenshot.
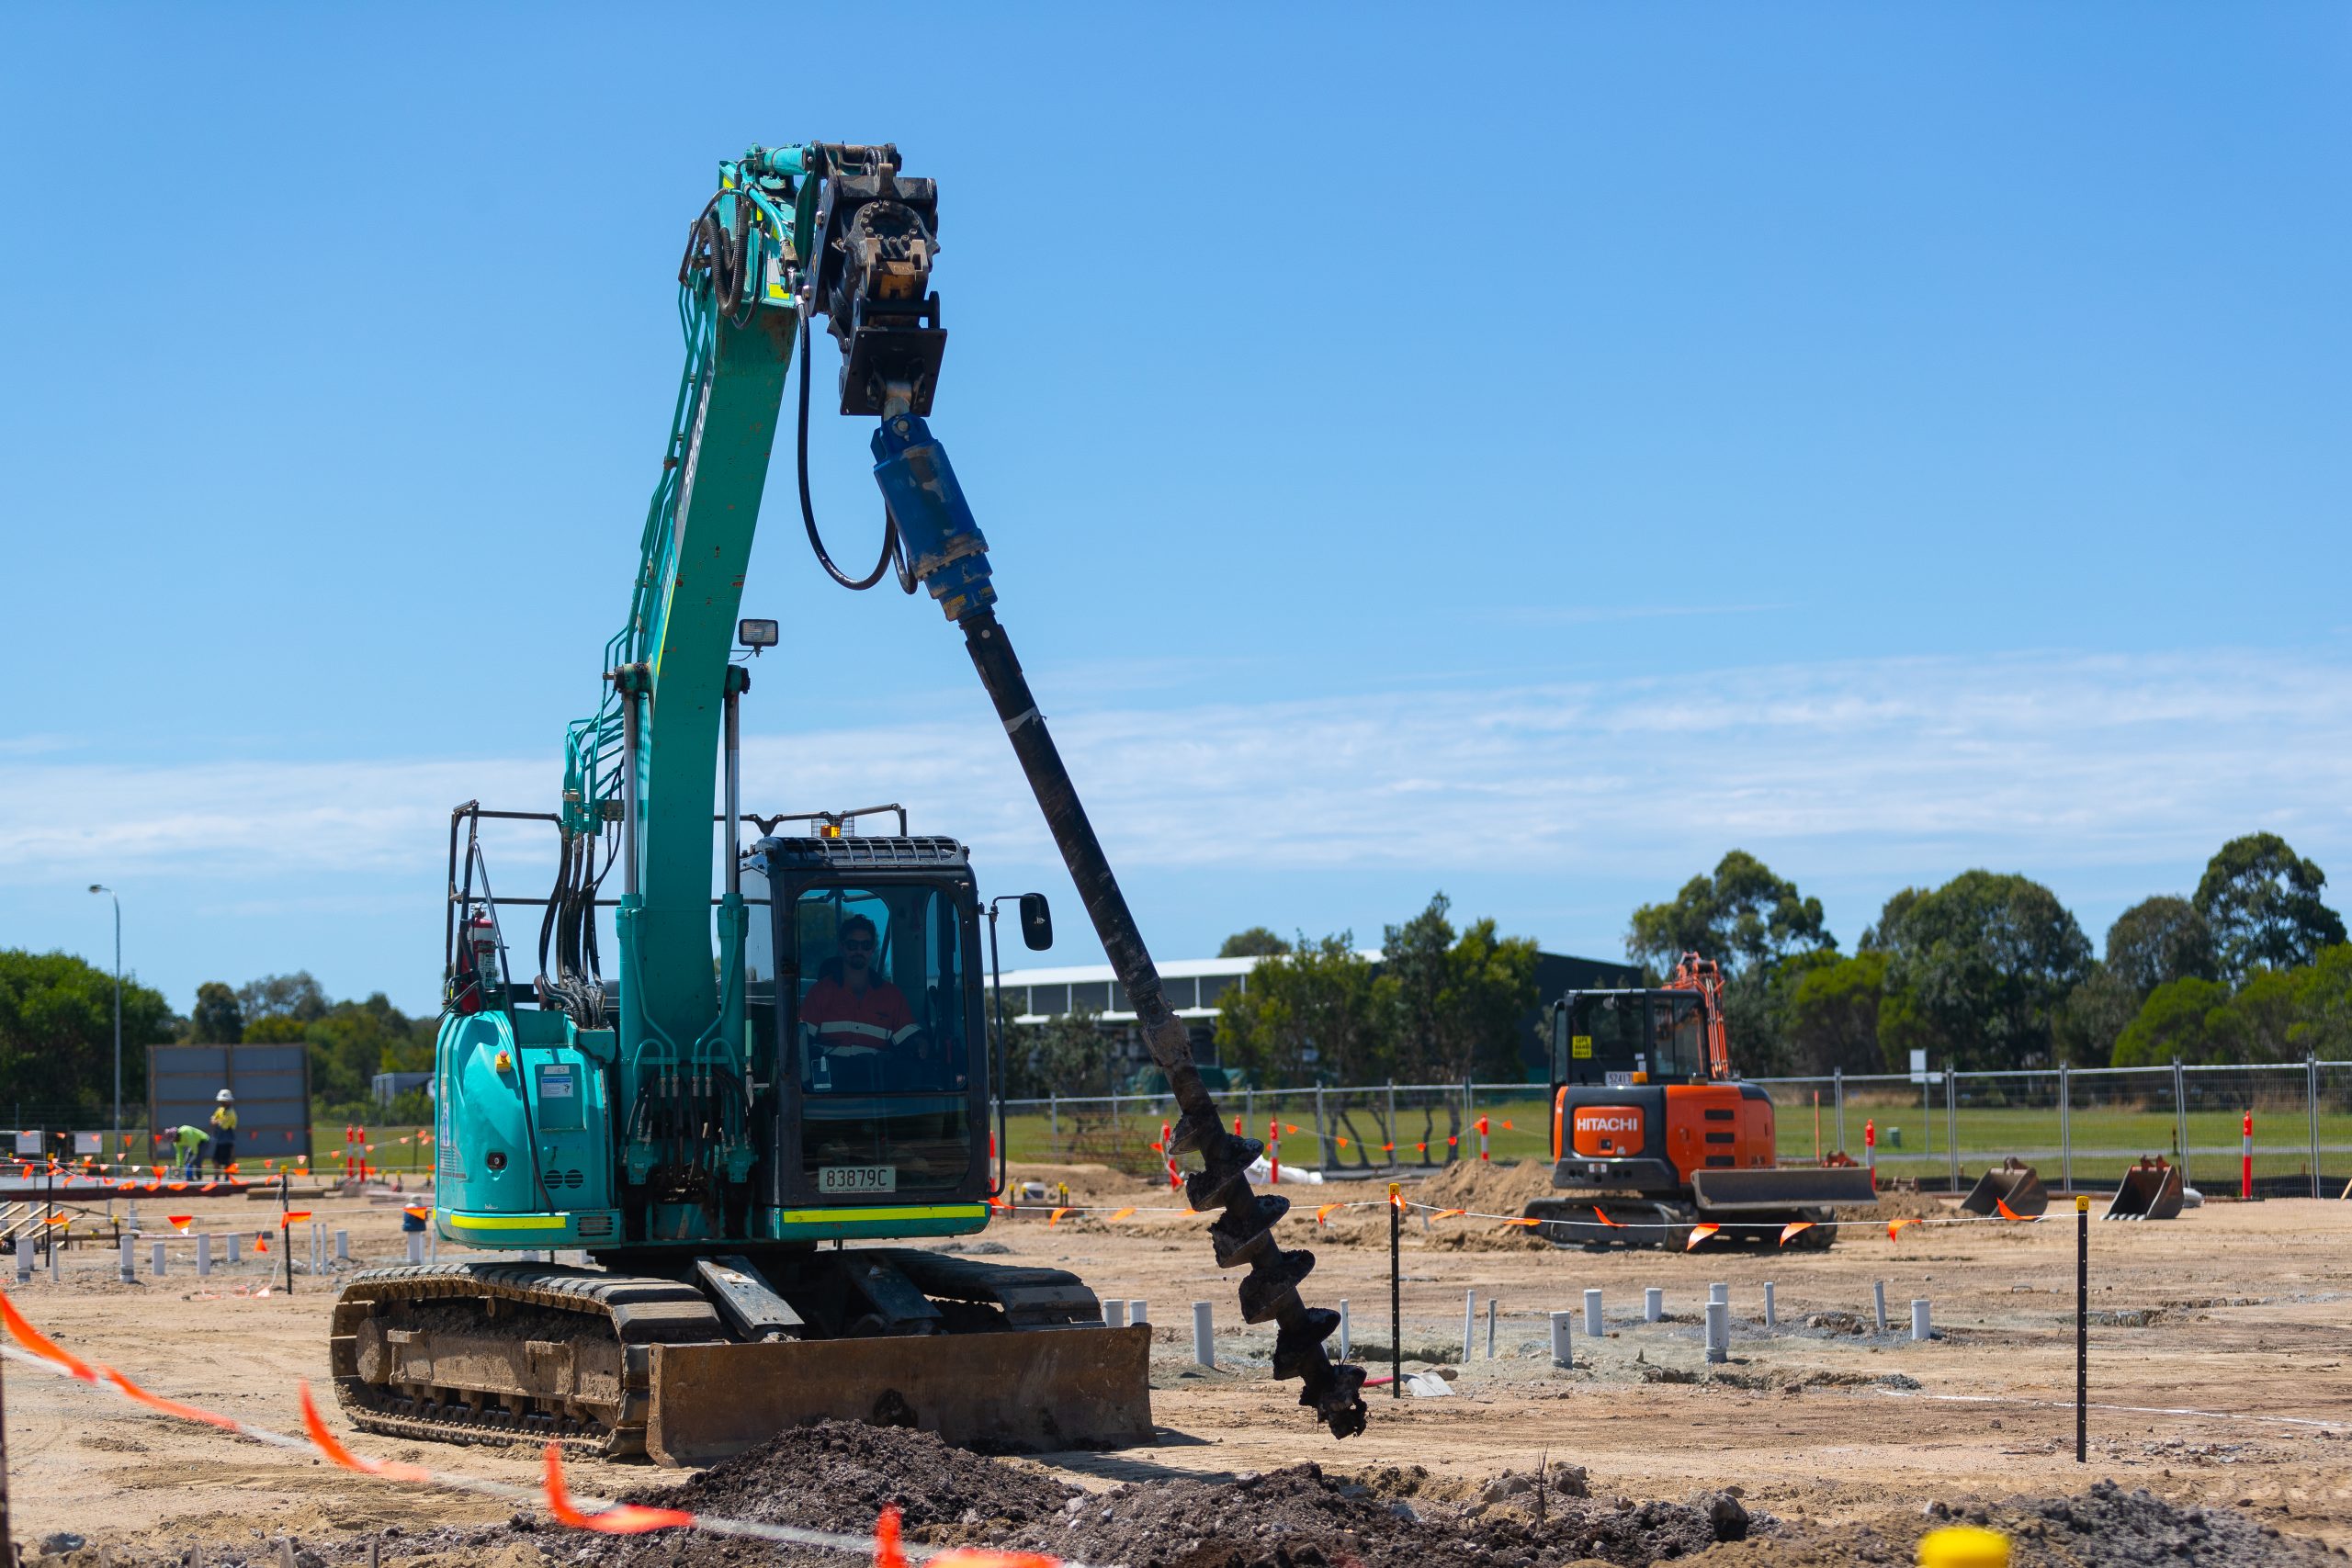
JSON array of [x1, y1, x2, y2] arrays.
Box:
[[1960, 1159, 2048, 1218], [642, 1324, 1155, 1465], [2105, 1158, 2184, 1221], [1689, 1165, 1882, 1213]]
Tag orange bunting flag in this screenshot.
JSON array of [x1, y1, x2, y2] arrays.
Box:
[[0, 1288, 98, 1382], [1684, 1224, 1721, 1250], [1445, 1136, 1458, 1147], [166, 1216, 193, 1234], [1284, 1124, 1299, 1135], [1502, 1216, 1543, 1227], [1996, 1199, 2032, 1222], [1148, 1142, 1163, 1154], [1047, 1208, 1069, 1227], [1431, 1207, 1467, 1220], [1888, 1217, 1922, 1243], [1778, 1221, 1814, 1247], [1335, 1137, 1349, 1148], [543, 1442, 695, 1534], [987, 1194, 1010, 1210], [254, 1235, 269, 1253], [1315, 1202, 1341, 1224], [299, 1382, 425, 1473], [280, 1210, 312, 1224], [1381, 1143, 1395, 1153], [1415, 1143, 1427, 1154], [1590, 1206, 1623, 1228], [1501, 1119, 1514, 1131], [1107, 1207, 1136, 1223], [42, 1213, 67, 1227]]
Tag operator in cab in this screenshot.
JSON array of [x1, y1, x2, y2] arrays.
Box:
[[800, 915, 918, 1074]]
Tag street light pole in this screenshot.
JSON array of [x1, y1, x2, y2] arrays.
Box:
[[88, 886, 121, 1145]]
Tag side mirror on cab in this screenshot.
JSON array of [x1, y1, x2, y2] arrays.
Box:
[[1019, 892, 1053, 951]]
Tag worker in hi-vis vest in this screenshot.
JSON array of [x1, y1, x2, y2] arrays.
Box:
[[209, 1089, 238, 1176]]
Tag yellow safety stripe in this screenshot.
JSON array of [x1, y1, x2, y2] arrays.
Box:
[[446, 1213, 571, 1230], [777, 1204, 987, 1224]]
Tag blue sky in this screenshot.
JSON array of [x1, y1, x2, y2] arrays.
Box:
[[4, 6, 2347, 1018]]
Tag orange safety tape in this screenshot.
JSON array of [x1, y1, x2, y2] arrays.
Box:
[[1591, 1206, 1623, 1228], [1430, 1208, 1466, 1221], [1106, 1207, 1136, 1223], [300, 1382, 431, 1477], [107, 1364, 242, 1430], [166, 1215, 193, 1233], [1047, 1208, 1069, 1227], [1889, 1217, 1922, 1242], [875, 1504, 910, 1568], [1501, 1217, 1542, 1227], [281, 1210, 312, 1224], [543, 1442, 696, 1533], [1334, 1137, 1349, 1147], [1315, 1203, 1341, 1224], [0, 1289, 98, 1382], [1996, 1199, 2034, 1222], [1684, 1224, 1720, 1250], [1779, 1221, 1814, 1247]]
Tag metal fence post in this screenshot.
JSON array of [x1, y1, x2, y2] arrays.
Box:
[[2172, 1058, 2190, 1189], [2310, 1055, 2324, 1201], [1314, 1085, 1328, 1172], [1945, 1066, 1960, 1193], [1385, 1079, 1398, 1172], [1049, 1093, 1057, 1146], [2059, 1062, 2072, 1194], [1834, 1066, 1846, 1153]]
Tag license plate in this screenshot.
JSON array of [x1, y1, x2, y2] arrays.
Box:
[[819, 1165, 897, 1194]]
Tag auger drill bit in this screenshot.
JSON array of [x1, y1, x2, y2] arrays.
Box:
[[865, 406, 1368, 1438], [961, 609, 1369, 1438]]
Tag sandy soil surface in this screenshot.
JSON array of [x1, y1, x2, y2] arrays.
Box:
[[6, 1165, 2348, 1564]]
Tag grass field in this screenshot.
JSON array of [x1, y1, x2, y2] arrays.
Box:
[[999, 1095, 2352, 1183]]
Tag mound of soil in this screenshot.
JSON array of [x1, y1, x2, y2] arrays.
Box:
[[1419, 1158, 1560, 1214], [1704, 1479, 2337, 1567]]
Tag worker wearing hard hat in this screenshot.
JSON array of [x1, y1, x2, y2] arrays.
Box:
[[209, 1089, 238, 1177], [172, 1124, 208, 1181]]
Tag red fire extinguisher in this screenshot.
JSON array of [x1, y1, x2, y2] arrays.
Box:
[[451, 907, 501, 1014]]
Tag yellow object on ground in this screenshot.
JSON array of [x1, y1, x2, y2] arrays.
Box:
[[1918, 1525, 2010, 1568]]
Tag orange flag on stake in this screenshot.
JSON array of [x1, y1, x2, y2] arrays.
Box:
[[1684, 1224, 1720, 1250], [542, 1442, 695, 1533], [1778, 1221, 1814, 1247]]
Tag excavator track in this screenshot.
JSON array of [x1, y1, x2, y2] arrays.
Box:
[[328, 1262, 723, 1459], [1524, 1197, 1842, 1251]]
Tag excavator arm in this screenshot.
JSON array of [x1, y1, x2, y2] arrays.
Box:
[[538, 143, 1364, 1439]]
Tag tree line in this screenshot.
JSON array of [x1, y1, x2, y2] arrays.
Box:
[[0, 955, 435, 1123], [1629, 833, 2346, 1076]]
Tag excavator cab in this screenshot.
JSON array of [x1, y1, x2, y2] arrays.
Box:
[[744, 835, 992, 1220]]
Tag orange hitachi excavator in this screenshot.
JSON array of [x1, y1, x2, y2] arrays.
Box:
[[1522, 953, 1877, 1249]]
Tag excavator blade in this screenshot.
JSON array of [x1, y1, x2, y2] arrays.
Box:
[[642, 1324, 1155, 1465], [1688, 1166, 1882, 1213]]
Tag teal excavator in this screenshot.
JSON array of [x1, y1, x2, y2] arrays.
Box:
[[328, 144, 1367, 1463]]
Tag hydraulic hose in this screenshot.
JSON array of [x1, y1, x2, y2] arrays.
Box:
[[797, 316, 899, 592]]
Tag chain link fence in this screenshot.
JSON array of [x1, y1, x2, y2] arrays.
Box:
[[1001, 1060, 2352, 1195]]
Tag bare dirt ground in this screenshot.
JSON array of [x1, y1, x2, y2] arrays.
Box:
[[6, 1164, 2349, 1565]]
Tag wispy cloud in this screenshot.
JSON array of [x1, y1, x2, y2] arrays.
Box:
[[6, 649, 2346, 897]]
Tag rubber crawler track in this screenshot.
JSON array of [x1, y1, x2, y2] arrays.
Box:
[[328, 1262, 722, 1460]]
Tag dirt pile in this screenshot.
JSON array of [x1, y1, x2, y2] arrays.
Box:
[[1703, 1480, 2338, 1567], [1419, 1158, 1559, 1214]]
